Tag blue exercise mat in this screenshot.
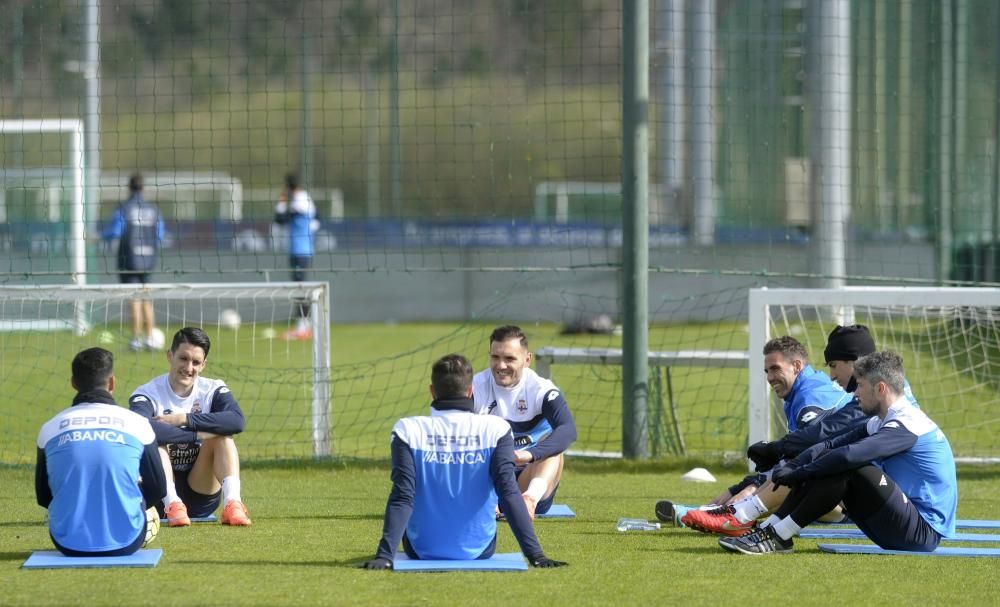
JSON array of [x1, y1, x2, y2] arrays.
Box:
[[393, 552, 528, 572], [23, 549, 163, 569], [802, 528, 1000, 543], [818, 543, 1000, 557], [538, 504, 575, 519], [159, 514, 217, 524], [816, 519, 1000, 531]]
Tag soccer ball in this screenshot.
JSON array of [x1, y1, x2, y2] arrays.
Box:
[[97, 330, 115, 345], [220, 308, 242, 330], [147, 327, 166, 350], [142, 506, 160, 547]]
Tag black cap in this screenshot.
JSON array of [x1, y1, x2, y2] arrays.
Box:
[[824, 324, 876, 363]]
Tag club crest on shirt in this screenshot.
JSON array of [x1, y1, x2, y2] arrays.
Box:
[[192, 402, 203, 414], [516, 399, 527, 413]]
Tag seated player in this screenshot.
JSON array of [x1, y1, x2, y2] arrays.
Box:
[[359, 354, 566, 569], [129, 327, 251, 527], [655, 334, 852, 533], [472, 325, 577, 518], [36, 347, 166, 556], [719, 350, 956, 554]]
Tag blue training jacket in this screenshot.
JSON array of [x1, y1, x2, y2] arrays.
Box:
[[782, 365, 853, 432]]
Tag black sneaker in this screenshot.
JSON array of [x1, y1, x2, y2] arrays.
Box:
[[655, 500, 695, 527], [718, 525, 793, 555]]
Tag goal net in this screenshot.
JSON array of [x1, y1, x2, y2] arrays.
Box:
[[0, 282, 330, 465], [749, 287, 1000, 463]]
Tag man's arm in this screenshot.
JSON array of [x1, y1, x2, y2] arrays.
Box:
[[372, 434, 416, 562], [185, 386, 246, 435], [128, 394, 198, 444], [138, 441, 167, 507], [101, 207, 125, 241], [798, 422, 917, 479], [493, 432, 545, 559], [778, 401, 869, 458], [35, 448, 52, 508], [525, 390, 577, 463]]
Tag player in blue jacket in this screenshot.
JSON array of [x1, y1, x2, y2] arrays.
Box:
[[359, 354, 566, 569], [672, 334, 852, 534], [720, 350, 957, 554], [101, 173, 165, 352], [472, 325, 577, 519], [129, 327, 251, 527], [36, 347, 166, 556], [274, 172, 318, 341]]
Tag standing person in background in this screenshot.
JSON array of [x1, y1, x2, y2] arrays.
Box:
[[102, 173, 165, 352], [274, 172, 318, 341]]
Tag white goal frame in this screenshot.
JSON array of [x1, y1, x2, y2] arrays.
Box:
[[749, 286, 1000, 463]]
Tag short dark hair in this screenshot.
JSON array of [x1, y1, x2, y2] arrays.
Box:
[[171, 327, 211, 357], [129, 173, 143, 192], [431, 353, 473, 399], [763, 335, 808, 362], [285, 172, 299, 191], [853, 351, 906, 394], [72, 347, 114, 392], [490, 325, 528, 349]]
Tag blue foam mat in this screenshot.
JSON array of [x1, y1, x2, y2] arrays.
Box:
[[393, 552, 527, 572], [23, 549, 163, 569], [159, 514, 217, 524], [538, 504, 575, 519], [802, 529, 1000, 543], [818, 543, 1000, 557], [816, 519, 1000, 530]]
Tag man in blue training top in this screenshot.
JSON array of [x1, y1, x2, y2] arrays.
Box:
[[129, 327, 251, 527], [720, 350, 957, 554], [101, 173, 165, 352], [676, 334, 851, 534], [472, 325, 577, 519], [274, 172, 318, 341], [360, 354, 566, 569], [36, 347, 166, 556]]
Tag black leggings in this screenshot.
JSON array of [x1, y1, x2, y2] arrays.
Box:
[[777, 465, 940, 552]]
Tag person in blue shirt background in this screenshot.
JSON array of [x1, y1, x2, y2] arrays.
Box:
[[36, 347, 166, 556], [721, 350, 957, 555], [360, 353, 566, 569], [274, 172, 318, 341], [102, 173, 165, 352]]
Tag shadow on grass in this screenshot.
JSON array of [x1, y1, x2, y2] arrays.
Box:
[[174, 555, 373, 568], [0, 521, 44, 528], [0, 551, 33, 562]]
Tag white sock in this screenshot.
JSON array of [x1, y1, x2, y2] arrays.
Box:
[[771, 516, 801, 541], [162, 484, 180, 508], [222, 476, 242, 504], [759, 514, 781, 528], [524, 478, 548, 503], [732, 495, 768, 523]]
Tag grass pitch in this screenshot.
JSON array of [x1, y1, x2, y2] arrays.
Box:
[[1, 461, 997, 606]]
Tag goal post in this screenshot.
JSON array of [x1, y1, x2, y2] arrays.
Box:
[[749, 286, 1000, 463], [0, 281, 332, 464]]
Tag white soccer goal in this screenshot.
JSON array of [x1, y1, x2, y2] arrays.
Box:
[[0, 282, 332, 465], [749, 287, 1000, 464]]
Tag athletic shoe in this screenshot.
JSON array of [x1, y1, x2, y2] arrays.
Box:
[[681, 504, 754, 536], [221, 500, 252, 526], [717, 525, 793, 555], [522, 494, 537, 520], [128, 338, 144, 352], [280, 328, 313, 341], [164, 501, 191, 527], [654, 500, 692, 527]]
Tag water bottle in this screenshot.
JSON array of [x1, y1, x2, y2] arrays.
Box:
[[616, 517, 661, 532]]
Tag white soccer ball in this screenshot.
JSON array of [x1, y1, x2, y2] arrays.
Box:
[[219, 308, 242, 330], [97, 330, 115, 345], [147, 327, 166, 350], [143, 506, 160, 547]]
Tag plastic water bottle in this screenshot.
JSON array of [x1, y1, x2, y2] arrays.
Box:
[[616, 517, 661, 532]]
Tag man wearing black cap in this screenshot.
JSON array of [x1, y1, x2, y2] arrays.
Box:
[[658, 325, 917, 534]]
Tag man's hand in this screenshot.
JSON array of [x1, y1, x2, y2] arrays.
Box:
[[531, 556, 568, 568], [358, 557, 393, 570], [154, 412, 187, 427], [771, 462, 805, 488], [747, 441, 783, 472], [514, 450, 534, 466]]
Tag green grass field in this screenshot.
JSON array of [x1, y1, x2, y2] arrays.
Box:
[[1, 461, 998, 606]]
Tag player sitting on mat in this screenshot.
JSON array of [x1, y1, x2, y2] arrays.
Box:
[[359, 353, 567, 569], [719, 350, 956, 554]]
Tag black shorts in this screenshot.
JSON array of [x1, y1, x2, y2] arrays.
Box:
[[174, 469, 223, 518], [846, 465, 941, 552], [290, 255, 312, 282], [120, 272, 150, 285]]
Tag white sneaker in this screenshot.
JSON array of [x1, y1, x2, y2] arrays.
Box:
[[128, 338, 144, 352]]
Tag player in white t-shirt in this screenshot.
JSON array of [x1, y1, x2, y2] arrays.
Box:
[[129, 327, 251, 527], [472, 325, 577, 518]]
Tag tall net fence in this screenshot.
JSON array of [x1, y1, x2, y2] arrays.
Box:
[[2, 2, 1000, 461]]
